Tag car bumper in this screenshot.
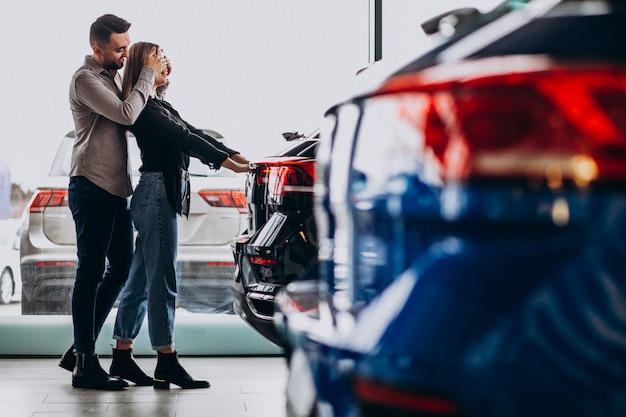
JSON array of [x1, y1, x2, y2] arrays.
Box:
[[176, 259, 236, 314], [231, 211, 318, 345], [20, 257, 237, 315], [232, 234, 285, 346], [276, 280, 360, 417], [20, 261, 76, 315]]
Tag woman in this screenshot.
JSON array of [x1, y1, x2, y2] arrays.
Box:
[[109, 42, 250, 389]]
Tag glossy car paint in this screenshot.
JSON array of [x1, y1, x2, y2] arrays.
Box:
[[277, 1, 626, 416], [232, 136, 319, 346]]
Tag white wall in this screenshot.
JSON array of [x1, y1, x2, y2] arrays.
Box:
[[0, 0, 501, 191]]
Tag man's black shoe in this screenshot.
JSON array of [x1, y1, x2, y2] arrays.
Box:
[[72, 353, 128, 390], [58, 345, 76, 372]]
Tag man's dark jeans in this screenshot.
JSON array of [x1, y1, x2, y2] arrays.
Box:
[[68, 176, 133, 355]]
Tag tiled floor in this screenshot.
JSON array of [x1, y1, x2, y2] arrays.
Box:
[[0, 356, 288, 417]]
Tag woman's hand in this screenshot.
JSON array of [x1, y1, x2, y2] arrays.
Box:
[[222, 159, 253, 173], [231, 153, 250, 165]]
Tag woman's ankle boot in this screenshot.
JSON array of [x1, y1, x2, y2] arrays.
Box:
[[153, 351, 210, 390], [72, 353, 129, 390], [58, 344, 76, 372], [110, 348, 154, 386]]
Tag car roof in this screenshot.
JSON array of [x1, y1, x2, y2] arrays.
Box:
[[392, 0, 626, 77]]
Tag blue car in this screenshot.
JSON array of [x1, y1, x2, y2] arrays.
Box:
[[276, 1, 626, 416]]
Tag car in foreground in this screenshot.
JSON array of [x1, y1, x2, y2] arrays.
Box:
[[0, 219, 21, 304], [20, 130, 246, 315], [232, 131, 319, 346], [276, 1, 626, 416]]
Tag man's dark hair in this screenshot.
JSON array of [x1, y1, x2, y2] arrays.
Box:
[[89, 14, 131, 47]]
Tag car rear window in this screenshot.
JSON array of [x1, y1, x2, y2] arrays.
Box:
[[275, 140, 319, 158], [50, 131, 235, 178]]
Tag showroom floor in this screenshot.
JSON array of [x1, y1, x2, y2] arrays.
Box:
[[0, 356, 288, 417]]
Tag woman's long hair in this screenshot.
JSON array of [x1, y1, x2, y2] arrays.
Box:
[[121, 41, 159, 99]]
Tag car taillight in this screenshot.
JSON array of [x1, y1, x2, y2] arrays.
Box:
[[249, 257, 279, 265], [255, 160, 315, 196], [198, 190, 247, 213], [35, 261, 76, 267], [353, 377, 462, 416], [375, 58, 626, 185], [205, 261, 235, 267], [29, 189, 68, 213]]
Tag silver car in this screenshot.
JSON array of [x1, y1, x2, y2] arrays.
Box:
[[20, 130, 246, 315], [0, 218, 21, 305]]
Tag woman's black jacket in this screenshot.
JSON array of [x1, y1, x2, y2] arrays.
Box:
[[130, 97, 239, 216]]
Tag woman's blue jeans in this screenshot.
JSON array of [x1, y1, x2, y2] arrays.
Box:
[[68, 176, 133, 355], [113, 173, 179, 350]]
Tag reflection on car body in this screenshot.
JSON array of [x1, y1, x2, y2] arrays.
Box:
[[20, 130, 246, 315], [277, 1, 626, 416], [232, 131, 319, 346]]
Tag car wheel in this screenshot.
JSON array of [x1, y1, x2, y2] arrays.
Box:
[[0, 268, 14, 304]]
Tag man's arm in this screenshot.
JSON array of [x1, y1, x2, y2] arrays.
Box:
[[72, 67, 157, 125]]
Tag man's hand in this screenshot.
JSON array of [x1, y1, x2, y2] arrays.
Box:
[[144, 47, 165, 73], [163, 55, 172, 76]]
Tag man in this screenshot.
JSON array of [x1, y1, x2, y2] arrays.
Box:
[[62, 14, 164, 390]]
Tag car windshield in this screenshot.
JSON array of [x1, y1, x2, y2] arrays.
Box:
[[273, 140, 319, 158]]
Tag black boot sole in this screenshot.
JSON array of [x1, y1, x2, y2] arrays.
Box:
[[153, 377, 210, 390], [72, 378, 129, 390], [110, 372, 153, 386]]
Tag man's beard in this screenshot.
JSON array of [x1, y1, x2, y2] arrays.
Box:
[[102, 58, 123, 71]]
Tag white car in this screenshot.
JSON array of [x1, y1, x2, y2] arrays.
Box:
[[0, 218, 22, 304], [20, 130, 246, 315]]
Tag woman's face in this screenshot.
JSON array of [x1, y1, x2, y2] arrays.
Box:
[[155, 48, 168, 87]]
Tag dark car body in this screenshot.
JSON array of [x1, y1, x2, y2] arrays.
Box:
[[232, 133, 319, 346], [276, 1, 626, 416]]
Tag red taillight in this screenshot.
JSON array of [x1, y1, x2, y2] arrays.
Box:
[[35, 261, 75, 267], [205, 261, 235, 267], [255, 160, 315, 197], [354, 378, 461, 416], [198, 190, 247, 214], [29, 190, 68, 213], [249, 257, 279, 265], [375, 57, 626, 185]]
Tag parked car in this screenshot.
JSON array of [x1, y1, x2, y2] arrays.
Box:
[[277, 1, 626, 417], [232, 131, 319, 346], [20, 130, 246, 315], [0, 218, 21, 304]]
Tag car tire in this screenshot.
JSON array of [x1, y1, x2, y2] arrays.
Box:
[[0, 268, 14, 304]]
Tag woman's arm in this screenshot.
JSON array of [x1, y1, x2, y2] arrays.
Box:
[[134, 101, 231, 169], [184, 124, 250, 162], [182, 115, 251, 166]]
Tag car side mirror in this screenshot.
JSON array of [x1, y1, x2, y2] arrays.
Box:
[[421, 7, 480, 36], [282, 132, 305, 141]]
